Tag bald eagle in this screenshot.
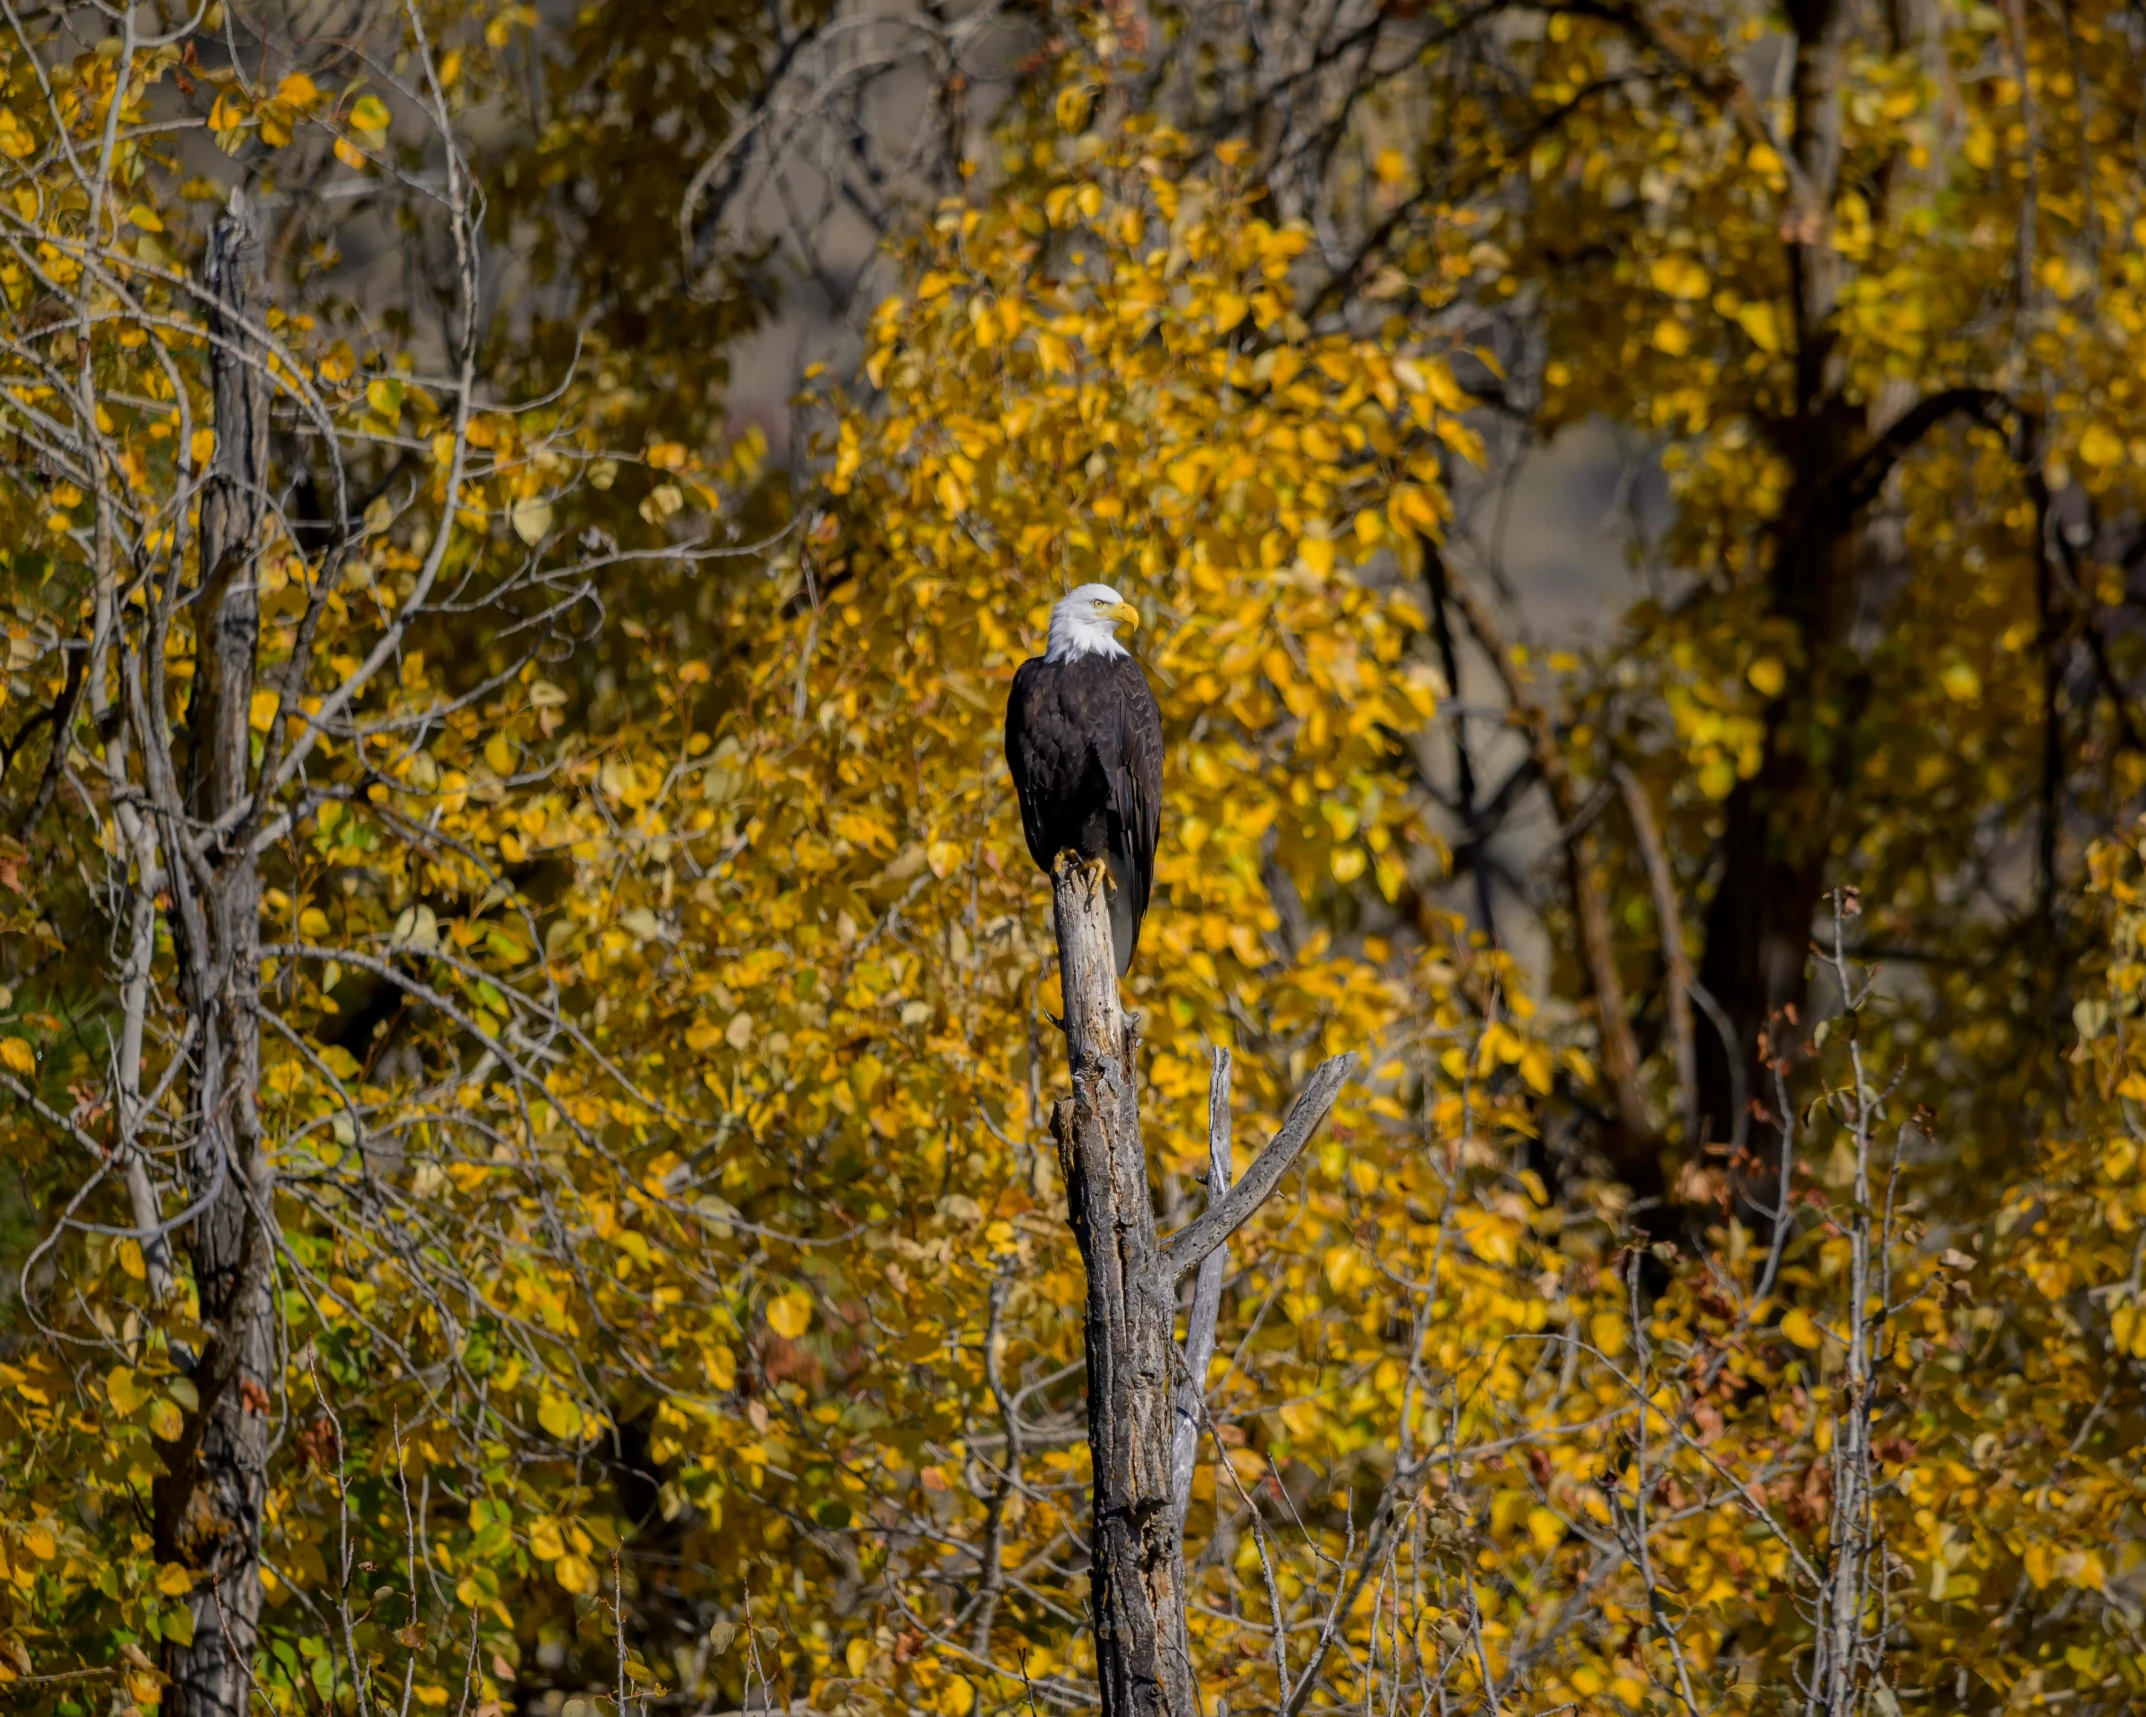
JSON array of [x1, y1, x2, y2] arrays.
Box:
[[1006, 584, 1164, 976]]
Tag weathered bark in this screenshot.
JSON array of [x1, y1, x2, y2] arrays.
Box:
[[154, 190, 276, 1717], [1050, 858, 1195, 1717], [1048, 859, 1353, 1717]]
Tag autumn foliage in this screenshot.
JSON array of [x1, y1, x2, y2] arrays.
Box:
[[2, 4, 2146, 1716]]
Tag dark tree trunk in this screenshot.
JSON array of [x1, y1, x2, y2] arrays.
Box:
[[154, 190, 275, 1717], [1691, 456, 1869, 1169], [1690, 0, 1859, 1177], [1693, 768, 1829, 1149]]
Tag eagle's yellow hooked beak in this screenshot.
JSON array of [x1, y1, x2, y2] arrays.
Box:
[[1104, 600, 1140, 632]]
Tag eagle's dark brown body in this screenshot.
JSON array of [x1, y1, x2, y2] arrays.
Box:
[[1006, 648, 1164, 975]]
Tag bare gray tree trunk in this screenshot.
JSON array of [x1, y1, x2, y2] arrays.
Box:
[[153, 190, 276, 1717], [1048, 860, 1352, 1717], [1051, 859, 1196, 1717]]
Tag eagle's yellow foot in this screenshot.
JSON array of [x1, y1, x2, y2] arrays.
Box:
[[1052, 850, 1114, 894]]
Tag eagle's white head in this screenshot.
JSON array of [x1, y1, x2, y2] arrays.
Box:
[[1044, 583, 1141, 663]]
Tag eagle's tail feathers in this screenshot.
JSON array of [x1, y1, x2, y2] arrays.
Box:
[[1105, 850, 1137, 976]]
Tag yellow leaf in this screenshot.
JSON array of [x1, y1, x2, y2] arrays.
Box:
[[1590, 1312, 1626, 1358], [1419, 359, 1474, 413], [1747, 656, 1786, 698], [0, 1037, 33, 1077], [1938, 662, 1981, 705], [1526, 1507, 1564, 1554], [1518, 1045, 1553, 1096], [2080, 422, 2124, 468], [511, 496, 553, 545], [148, 1399, 184, 1440], [1299, 535, 1336, 576], [1648, 255, 1710, 301], [1652, 317, 1690, 356], [1213, 292, 1250, 334], [927, 839, 965, 879], [484, 734, 514, 775], [553, 1552, 596, 1594], [1780, 1307, 1822, 1349], [938, 1679, 975, 1717], [22, 1527, 54, 1560], [125, 205, 163, 234], [1736, 300, 1782, 353], [156, 1563, 193, 1596], [248, 690, 280, 733], [350, 95, 391, 136], [275, 73, 321, 109], [767, 1288, 813, 1340], [528, 1516, 565, 1560], [190, 427, 216, 471], [537, 1394, 584, 1442], [106, 1366, 145, 1415]]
